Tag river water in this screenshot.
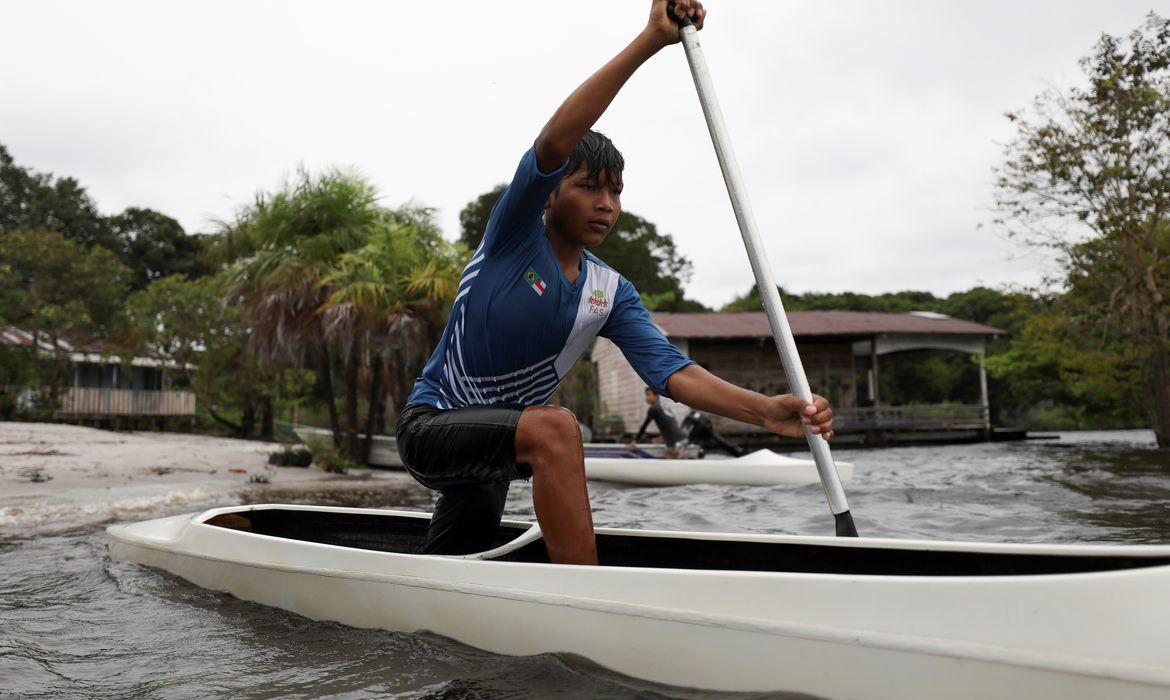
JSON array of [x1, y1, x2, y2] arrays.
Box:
[[2, 430, 1168, 699]]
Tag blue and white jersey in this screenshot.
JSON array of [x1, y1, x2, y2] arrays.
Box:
[[407, 147, 693, 410]]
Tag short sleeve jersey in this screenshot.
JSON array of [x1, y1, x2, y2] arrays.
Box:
[[406, 147, 694, 410]]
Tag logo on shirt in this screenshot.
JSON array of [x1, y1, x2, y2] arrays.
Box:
[[587, 289, 609, 316], [524, 266, 546, 296]]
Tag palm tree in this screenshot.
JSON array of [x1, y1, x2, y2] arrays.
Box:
[[320, 207, 461, 461], [217, 169, 460, 461], [220, 168, 383, 452]]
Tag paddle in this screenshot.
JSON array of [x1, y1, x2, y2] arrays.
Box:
[[668, 4, 858, 537]]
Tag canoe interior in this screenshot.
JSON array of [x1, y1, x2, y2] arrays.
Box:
[[206, 509, 1170, 577]]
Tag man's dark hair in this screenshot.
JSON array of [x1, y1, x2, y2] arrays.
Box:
[[565, 129, 625, 186]]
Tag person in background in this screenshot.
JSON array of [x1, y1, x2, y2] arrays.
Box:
[[682, 409, 745, 457], [629, 386, 688, 458]]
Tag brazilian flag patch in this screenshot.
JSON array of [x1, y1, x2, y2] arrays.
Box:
[[525, 266, 546, 296]]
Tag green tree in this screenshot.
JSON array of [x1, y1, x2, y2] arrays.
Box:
[[986, 295, 1147, 429], [107, 207, 210, 290], [123, 273, 282, 438], [0, 230, 131, 414], [320, 207, 462, 460], [219, 168, 380, 456], [219, 169, 460, 461], [0, 144, 116, 250], [1, 143, 209, 290], [994, 13, 1170, 446], [458, 184, 507, 250], [722, 285, 948, 314], [940, 287, 1024, 331]]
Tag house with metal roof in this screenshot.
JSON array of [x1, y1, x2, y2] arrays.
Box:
[[1, 327, 194, 425], [593, 310, 1006, 445]]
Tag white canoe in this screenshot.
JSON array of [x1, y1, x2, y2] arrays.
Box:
[[584, 448, 853, 486], [584, 442, 703, 459], [108, 504, 1170, 699], [294, 426, 403, 467]]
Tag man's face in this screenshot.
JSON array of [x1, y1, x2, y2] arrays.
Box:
[[545, 166, 622, 248]]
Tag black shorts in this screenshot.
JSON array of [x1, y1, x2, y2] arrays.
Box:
[[396, 403, 532, 490]]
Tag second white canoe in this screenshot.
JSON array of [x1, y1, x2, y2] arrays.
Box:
[[583, 448, 853, 487]]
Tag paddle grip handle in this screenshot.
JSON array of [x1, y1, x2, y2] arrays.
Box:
[[667, 1, 694, 28]]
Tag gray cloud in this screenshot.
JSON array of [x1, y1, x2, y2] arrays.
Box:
[[2, 0, 1155, 308]]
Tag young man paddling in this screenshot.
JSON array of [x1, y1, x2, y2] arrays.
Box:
[[397, 0, 834, 565]]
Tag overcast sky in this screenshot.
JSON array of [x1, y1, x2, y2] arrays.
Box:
[[2, 1, 1158, 309]]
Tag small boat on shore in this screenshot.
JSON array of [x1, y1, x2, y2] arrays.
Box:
[[108, 504, 1170, 699], [583, 448, 853, 486], [293, 426, 404, 467]]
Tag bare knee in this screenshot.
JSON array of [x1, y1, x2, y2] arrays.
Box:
[[515, 406, 581, 470]]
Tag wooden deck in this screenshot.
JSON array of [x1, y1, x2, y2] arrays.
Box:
[[55, 388, 195, 418]]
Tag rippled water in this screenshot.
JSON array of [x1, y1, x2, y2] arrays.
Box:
[[3, 430, 1168, 699]]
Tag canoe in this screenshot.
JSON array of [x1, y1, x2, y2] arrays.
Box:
[[293, 426, 403, 467], [584, 448, 854, 486], [583, 442, 702, 459], [107, 504, 1170, 699]]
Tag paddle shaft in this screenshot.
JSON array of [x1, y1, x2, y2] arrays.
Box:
[[671, 10, 858, 536]]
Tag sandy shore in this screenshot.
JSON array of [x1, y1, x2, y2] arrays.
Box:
[[0, 422, 429, 536]]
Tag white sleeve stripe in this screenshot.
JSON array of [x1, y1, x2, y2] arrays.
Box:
[[467, 368, 557, 401], [459, 354, 558, 384], [464, 252, 486, 270], [466, 372, 555, 397], [443, 353, 470, 406], [455, 309, 488, 404], [515, 376, 563, 404], [458, 269, 480, 288]]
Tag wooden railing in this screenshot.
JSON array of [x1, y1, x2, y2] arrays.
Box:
[[832, 404, 988, 431], [711, 403, 988, 435], [56, 388, 196, 417]]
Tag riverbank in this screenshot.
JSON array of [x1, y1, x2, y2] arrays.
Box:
[[0, 421, 426, 537]]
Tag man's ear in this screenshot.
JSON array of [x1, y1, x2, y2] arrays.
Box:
[[544, 191, 556, 210]]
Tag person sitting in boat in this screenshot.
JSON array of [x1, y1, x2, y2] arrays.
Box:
[[682, 409, 745, 457], [396, 0, 834, 566], [629, 387, 689, 459]]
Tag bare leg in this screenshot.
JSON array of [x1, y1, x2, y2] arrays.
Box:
[[514, 406, 597, 565]]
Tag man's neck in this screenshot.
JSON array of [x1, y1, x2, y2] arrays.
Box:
[[546, 231, 585, 283]]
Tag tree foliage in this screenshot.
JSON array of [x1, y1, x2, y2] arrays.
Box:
[[0, 143, 208, 290], [458, 184, 507, 250], [722, 285, 1025, 328], [108, 207, 210, 290], [0, 230, 132, 415], [0, 144, 114, 250], [219, 168, 462, 460], [994, 13, 1170, 445], [121, 273, 285, 437]]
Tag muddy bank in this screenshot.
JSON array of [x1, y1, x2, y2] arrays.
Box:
[[0, 422, 428, 536]]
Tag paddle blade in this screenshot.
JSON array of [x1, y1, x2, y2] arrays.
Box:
[[835, 511, 859, 538]]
